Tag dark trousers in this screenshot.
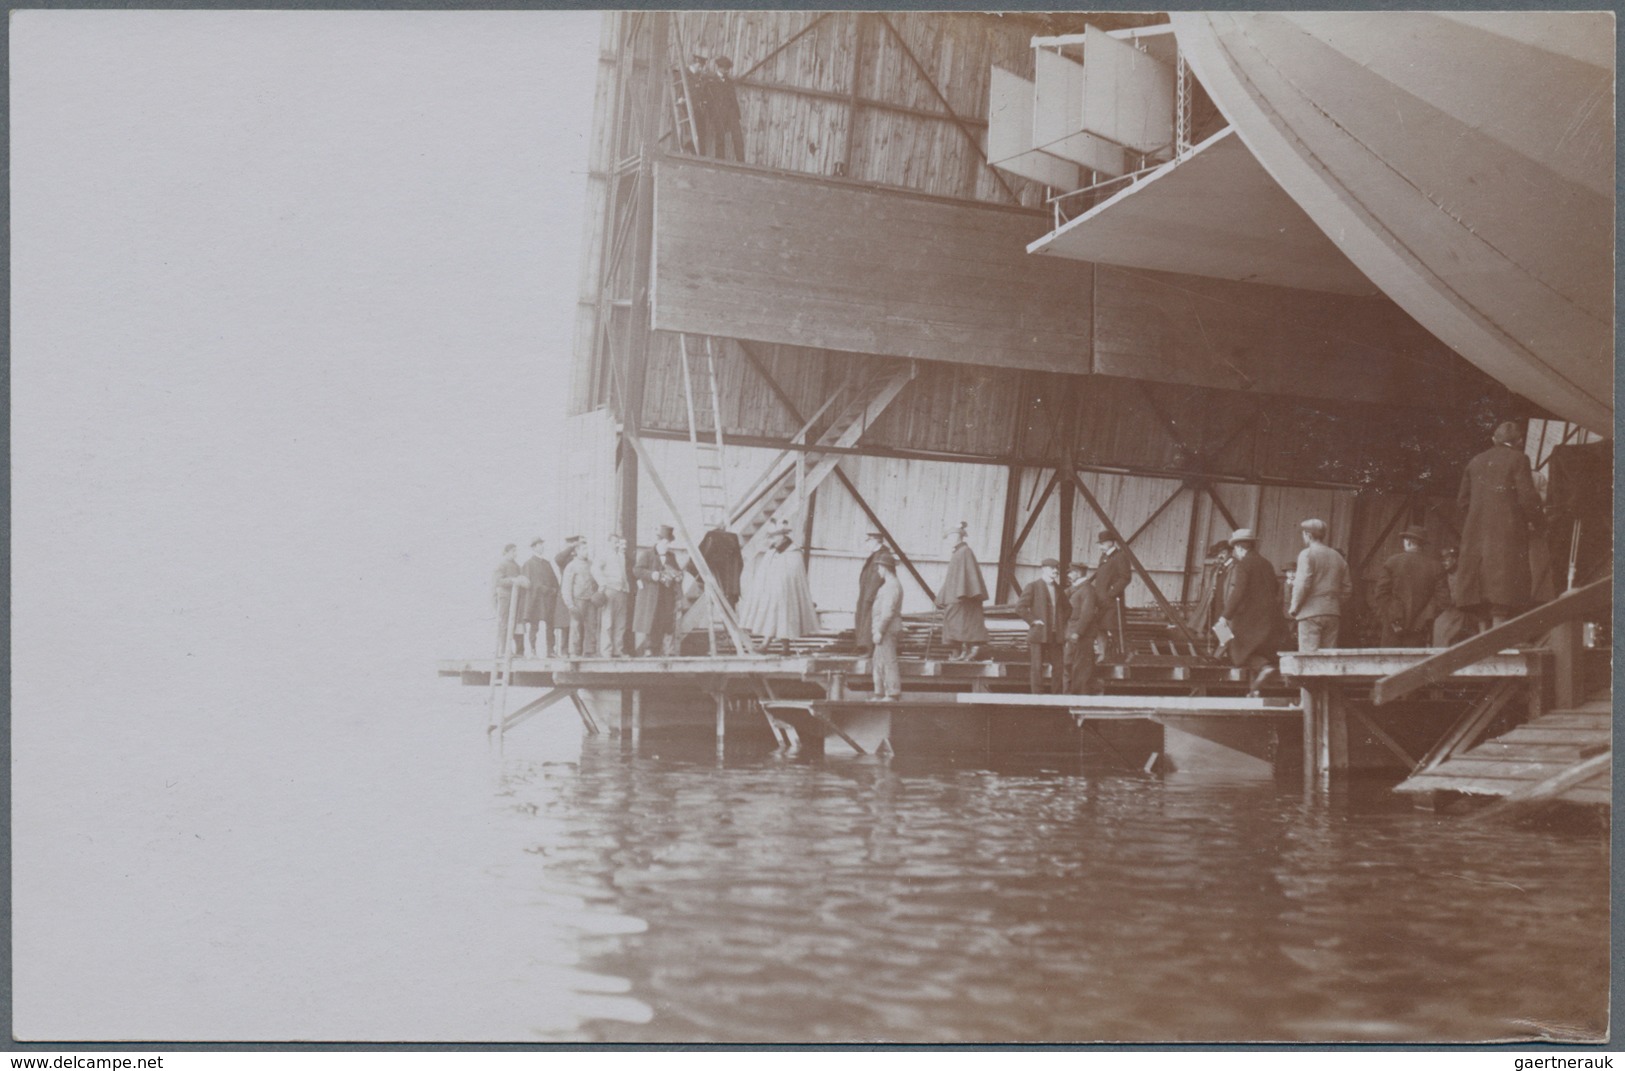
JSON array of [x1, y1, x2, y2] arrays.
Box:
[[1027, 637, 1061, 694], [1064, 636, 1097, 693]]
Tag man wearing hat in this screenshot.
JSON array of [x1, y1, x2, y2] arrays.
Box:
[[1186, 539, 1233, 654], [1374, 528, 1452, 647], [1289, 518, 1352, 652], [852, 531, 891, 655], [1090, 531, 1132, 658], [1063, 562, 1103, 694], [633, 524, 681, 656], [551, 535, 584, 657], [492, 543, 530, 658], [1455, 421, 1542, 630], [705, 56, 745, 161], [1015, 558, 1067, 694], [1217, 529, 1286, 694]]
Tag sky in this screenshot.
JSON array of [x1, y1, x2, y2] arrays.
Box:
[[10, 11, 609, 1038]]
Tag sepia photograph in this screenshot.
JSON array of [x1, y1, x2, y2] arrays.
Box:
[[10, 7, 1615, 1048]]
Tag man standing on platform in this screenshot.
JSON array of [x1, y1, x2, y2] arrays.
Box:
[[936, 522, 988, 662], [1373, 528, 1451, 647], [561, 543, 599, 657], [520, 537, 559, 658], [706, 56, 746, 161], [869, 554, 903, 702], [1064, 562, 1102, 694], [1217, 528, 1285, 695], [552, 535, 582, 659], [852, 530, 890, 655], [492, 544, 528, 658], [1289, 518, 1352, 651], [1091, 531, 1132, 657], [595, 533, 632, 657], [1187, 539, 1233, 655], [1456, 421, 1542, 630], [634, 524, 681, 656], [1016, 558, 1066, 694]]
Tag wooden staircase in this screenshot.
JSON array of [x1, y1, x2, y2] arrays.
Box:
[[1395, 693, 1611, 807], [730, 362, 916, 557]]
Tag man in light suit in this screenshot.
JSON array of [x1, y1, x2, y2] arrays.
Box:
[[1289, 518, 1352, 651]]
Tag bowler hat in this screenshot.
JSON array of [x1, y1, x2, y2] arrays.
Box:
[[1400, 527, 1428, 544], [1097, 531, 1118, 544], [655, 524, 674, 540], [1230, 528, 1258, 545], [1041, 558, 1061, 569], [1207, 539, 1232, 556]]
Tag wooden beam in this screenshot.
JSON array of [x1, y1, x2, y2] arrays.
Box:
[[995, 463, 1023, 603], [1007, 469, 1061, 568], [1348, 706, 1418, 768], [1123, 481, 1191, 548], [1068, 468, 1206, 650], [874, 14, 1019, 204], [735, 340, 937, 603], [840, 14, 868, 175], [1355, 493, 1414, 575], [1372, 576, 1611, 706], [739, 12, 830, 80], [1470, 750, 1612, 821], [1410, 680, 1520, 775], [740, 76, 990, 131]]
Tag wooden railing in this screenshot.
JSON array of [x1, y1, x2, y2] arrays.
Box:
[[1372, 574, 1610, 706]]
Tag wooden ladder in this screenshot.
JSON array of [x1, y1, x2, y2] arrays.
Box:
[[487, 590, 521, 735], [680, 334, 734, 653]]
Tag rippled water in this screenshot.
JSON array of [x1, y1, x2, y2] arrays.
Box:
[[486, 714, 1610, 1045]]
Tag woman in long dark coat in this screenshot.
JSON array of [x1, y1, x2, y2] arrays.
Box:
[[851, 532, 889, 655], [1217, 529, 1285, 694], [1455, 422, 1542, 628], [936, 522, 988, 661]]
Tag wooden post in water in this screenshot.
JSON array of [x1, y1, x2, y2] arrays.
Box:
[[631, 688, 642, 743]]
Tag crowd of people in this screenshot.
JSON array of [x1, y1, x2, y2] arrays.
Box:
[[491, 423, 1552, 697]]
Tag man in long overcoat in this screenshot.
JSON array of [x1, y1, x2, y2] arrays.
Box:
[[520, 537, 560, 658], [1064, 563, 1103, 694], [936, 522, 988, 661], [852, 531, 890, 655], [1373, 528, 1451, 647], [705, 56, 745, 161], [1091, 531, 1132, 657], [1016, 559, 1066, 694], [1455, 422, 1543, 629], [633, 525, 681, 656], [1216, 528, 1284, 694]]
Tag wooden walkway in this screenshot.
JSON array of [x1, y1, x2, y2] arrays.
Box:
[[1395, 696, 1611, 807]]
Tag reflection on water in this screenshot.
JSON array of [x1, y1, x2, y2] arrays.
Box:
[[493, 725, 1608, 1044]]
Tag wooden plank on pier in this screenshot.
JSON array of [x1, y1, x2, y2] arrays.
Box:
[[956, 693, 1299, 716], [1372, 576, 1609, 705], [1281, 648, 1541, 681]]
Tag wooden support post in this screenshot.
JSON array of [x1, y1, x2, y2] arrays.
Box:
[[1348, 706, 1417, 769], [996, 464, 1023, 603], [631, 688, 642, 742], [1300, 686, 1318, 792], [1549, 618, 1580, 710], [714, 691, 727, 741], [1325, 689, 1349, 774], [1179, 484, 1203, 604]]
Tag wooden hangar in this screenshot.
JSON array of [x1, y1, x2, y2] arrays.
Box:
[[563, 10, 1528, 641]]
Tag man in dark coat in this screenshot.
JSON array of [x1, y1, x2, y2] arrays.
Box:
[[633, 524, 681, 656], [1091, 531, 1132, 658], [1186, 540, 1233, 656], [1455, 421, 1542, 628], [698, 524, 744, 608], [520, 537, 560, 658], [492, 544, 529, 658], [1216, 528, 1284, 694], [936, 522, 988, 661], [851, 531, 890, 655], [1015, 558, 1066, 694], [1064, 563, 1103, 693], [705, 56, 745, 161], [1374, 528, 1452, 647]]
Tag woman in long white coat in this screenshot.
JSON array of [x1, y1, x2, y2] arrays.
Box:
[[739, 522, 818, 652]]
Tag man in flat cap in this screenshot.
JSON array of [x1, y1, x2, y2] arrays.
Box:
[[1016, 558, 1067, 693], [1456, 421, 1542, 630], [1374, 527, 1452, 647], [852, 530, 891, 655], [1217, 529, 1286, 694], [1289, 518, 1352, 652]]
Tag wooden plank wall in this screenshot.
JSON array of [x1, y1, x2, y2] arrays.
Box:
[[653, 158, 1095, 371]]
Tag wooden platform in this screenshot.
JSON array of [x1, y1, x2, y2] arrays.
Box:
[[1395, 697, 1612, 807], [1281, 647, 1545, 681]]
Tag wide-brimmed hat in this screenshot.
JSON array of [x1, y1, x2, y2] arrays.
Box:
[[1400, 527, 1428, 544], [1230, 528, 1258, 545], [1096, 531, 1118, 544]]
